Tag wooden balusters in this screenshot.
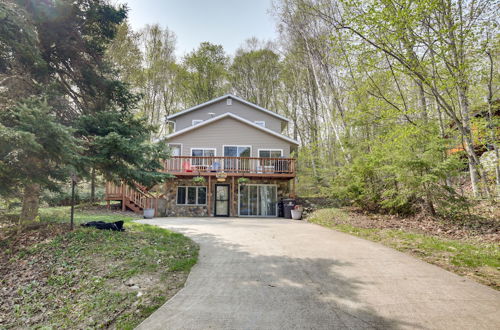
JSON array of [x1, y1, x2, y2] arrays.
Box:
[[163, 156, 296, 176]]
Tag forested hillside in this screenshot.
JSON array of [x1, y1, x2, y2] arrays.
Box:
[[106, 0, 499, 218], [0, 2, 499, 320]]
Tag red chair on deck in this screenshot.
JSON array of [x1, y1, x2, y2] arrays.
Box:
[[182, 161, 193, 172]]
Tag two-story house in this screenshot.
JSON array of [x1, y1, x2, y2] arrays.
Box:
[[105, 94, 298, 217]]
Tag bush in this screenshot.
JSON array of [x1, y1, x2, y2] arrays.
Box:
[[327, 123, 466, 217]]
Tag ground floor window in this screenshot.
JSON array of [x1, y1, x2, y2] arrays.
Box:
[[177, 186, 207, 205], [239, 184, 277, 217]]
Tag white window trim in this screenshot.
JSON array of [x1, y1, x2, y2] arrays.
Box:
[[254, 121, 266, 128], [192, 119, 203, 126], [257, 149, 284, 158], [176, 186, 207, 206], [237, 184, 278, 217], [222, 145, 253, 157], [167, 143, 183, 156]]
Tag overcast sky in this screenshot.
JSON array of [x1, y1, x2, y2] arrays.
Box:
[[119, 0, 278, 58]]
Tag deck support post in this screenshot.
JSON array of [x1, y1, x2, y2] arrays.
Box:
[[121, 183, 126, 211], [231, 176, 235, 217], [207, 176, 212, 217], [154, 198, 158, 217]]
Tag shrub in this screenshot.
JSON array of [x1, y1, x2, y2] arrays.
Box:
[[328, 123, 465, 217]]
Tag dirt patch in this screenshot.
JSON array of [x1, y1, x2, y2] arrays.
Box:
[[0, 222, 70, 262]]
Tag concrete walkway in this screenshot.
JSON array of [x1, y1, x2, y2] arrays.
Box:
[[136, 217, 500, 330]]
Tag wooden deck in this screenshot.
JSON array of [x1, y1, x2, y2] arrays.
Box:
[[163, 156, 296, 178]]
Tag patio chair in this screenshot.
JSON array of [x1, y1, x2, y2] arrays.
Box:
[[182, 161, 193, 172], [210, 161, 221, 172]]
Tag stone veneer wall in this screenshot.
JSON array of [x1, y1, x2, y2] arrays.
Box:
[[157, 177, 291, 217], [158, 178, 208, 217]]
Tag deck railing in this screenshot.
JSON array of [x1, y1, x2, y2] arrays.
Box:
[[163, 156, 296, 176], [105, 182, 158, 210]]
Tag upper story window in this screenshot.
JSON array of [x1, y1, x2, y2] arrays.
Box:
[[254, 121, 266, 128], [258, 149, 284, 167], [191, 148, 216, 166], [192, 119, 203, 125], [227, 98, 232, 105], [259, 149, 283, 158], [168, 144, 182, 156], [191, 148, 215, 157]]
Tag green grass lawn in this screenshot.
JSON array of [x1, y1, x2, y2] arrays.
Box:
[[308, 208, 500, 290], [0, 206, 198, 329]]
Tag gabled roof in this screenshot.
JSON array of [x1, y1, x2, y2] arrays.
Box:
[[166, 113, 299, 145], [166, 94, 290, 122]]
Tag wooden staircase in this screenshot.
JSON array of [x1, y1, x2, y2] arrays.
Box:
[[105, 182, 158, 215]]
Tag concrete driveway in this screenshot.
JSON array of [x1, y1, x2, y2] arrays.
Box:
[[136, 217, 500, 330]]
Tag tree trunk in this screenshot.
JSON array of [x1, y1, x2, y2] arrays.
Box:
[[20, 183, 41, 223], [416, 80, 428, 122], [434, 99, 452, 187], [426, 191, 436, 216], [457, 86, 490, 198], [90, 167, 96, 202], [486, 50, 500, 197]]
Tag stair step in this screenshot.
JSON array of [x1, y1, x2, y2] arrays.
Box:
[[124, 199, 143, 214]]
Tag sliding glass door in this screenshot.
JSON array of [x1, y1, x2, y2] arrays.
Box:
[[224, 146, 251, 172], [239, 184, 277, 217]]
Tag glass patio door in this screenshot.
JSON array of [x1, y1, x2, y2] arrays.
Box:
[[224, 146, 251, 172], [239, 184, 277, 217]]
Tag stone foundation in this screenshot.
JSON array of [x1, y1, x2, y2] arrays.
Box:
[[157, 177, 292, 217]]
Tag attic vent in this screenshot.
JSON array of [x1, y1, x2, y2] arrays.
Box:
[[227, 98, 232, 105]]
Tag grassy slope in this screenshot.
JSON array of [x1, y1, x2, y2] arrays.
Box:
[[0, 206, 198, 329], [308, 208, 500, 290]]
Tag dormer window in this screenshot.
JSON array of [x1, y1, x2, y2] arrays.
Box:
[[254, 121, 265, 128], [192, 120, 203, 126]]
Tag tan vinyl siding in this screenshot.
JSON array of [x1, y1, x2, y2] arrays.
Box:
[[167, 117, 292, 157], [174, 99, 283, 132]]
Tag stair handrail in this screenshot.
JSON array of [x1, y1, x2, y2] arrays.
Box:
[[124, 183, 156, 209]]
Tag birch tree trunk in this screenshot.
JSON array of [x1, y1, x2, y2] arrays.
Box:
[[457, 85, 491, 198], [486, 49, 500, 197]]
